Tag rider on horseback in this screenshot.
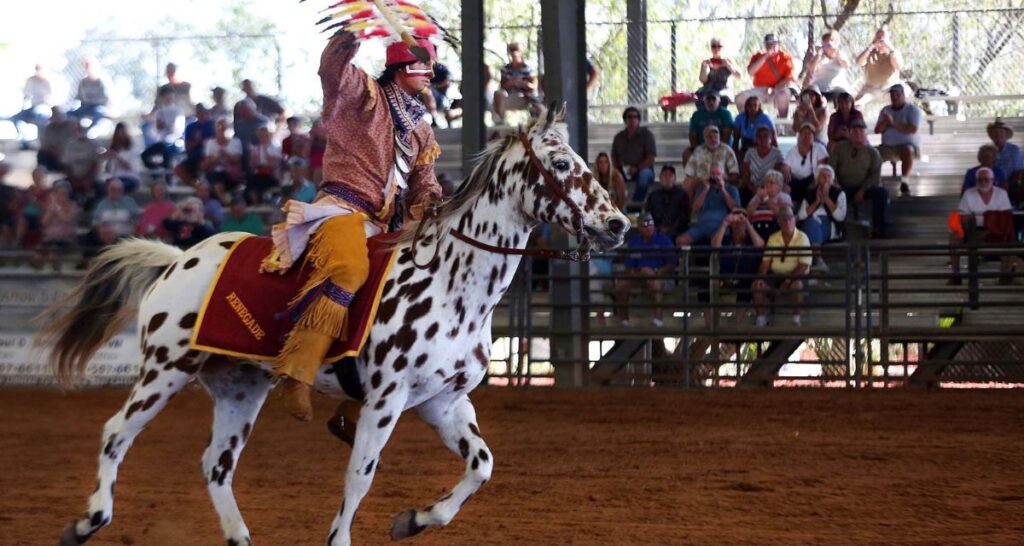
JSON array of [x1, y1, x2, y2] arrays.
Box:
[[261, 30, 442, 424]]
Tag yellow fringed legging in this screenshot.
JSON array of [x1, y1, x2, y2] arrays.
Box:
[[273, 213, 371, 385]]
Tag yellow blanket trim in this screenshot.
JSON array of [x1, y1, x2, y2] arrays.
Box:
[[416, 141, 442, 165]]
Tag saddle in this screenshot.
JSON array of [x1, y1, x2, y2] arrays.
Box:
[[190, 234, 399, 365]]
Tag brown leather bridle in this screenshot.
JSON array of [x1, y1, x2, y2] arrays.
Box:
[[411, 131, 592, 269]]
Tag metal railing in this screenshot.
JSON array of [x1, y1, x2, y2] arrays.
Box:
[[489, 241, 1024, 388]]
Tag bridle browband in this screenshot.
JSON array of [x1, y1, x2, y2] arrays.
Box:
[[411, 131, 592, 269]]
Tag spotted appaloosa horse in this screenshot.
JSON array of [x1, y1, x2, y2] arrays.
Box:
[[44, 107, 628, 546]]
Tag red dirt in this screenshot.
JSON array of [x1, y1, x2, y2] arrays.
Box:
[[1, 387, 1022, 545]]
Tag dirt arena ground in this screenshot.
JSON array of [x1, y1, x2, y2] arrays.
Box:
[[1, 387, 1022, 545]]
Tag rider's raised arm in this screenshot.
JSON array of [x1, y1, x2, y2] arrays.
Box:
[[319, 31, 370, 111]]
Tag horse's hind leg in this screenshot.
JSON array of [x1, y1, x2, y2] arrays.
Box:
[[197, 360, 272, 546], [60, 347, 206, 545], [389, 394, 493, 541]]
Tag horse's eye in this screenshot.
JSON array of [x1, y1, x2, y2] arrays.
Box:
[[552, 159, 571, 172]]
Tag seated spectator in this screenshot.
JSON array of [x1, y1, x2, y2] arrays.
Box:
[[37, 107, 77, 172], [615, 213, 675, 327], [746, 169, 792, 240], [962, 144, 1008, 193], [736, 34, 796, 118], [493, 42, 539, 125], [733, 96, 777, 160], [68, 57, 109, 130], [987, 119, 1023, 205], [0, 163, 19, 245], [286, 157, 318, 203], [792, 85, 828, 145], [802, 31, 851, 101], [783, 122, 830, 206], [201, 118, 244, 201], [827, 92, 864, 150], [101, 122, 140, 194], [593, 152, 627, 210], [949, 168, 1014, 285], [874, 83, 922, 195], [797, 165, 847, 272], [683, 125, 740, 199], [684, 91, 735, 165], [854, 26, 903, 108], [612, 106, 657, 201], [86, 178, 139, 250], [174, 104, 216, 187], [678, 164, 741, 246], [141, 86, 185, 170], [10, 64, 52, 149], [38, 179, 80, 256], [308, 119, 327, 185], [196, 181, 224, 230], [712, 208, 765, 305], [220, 197, 265, 235], [753, 206, 811, 326], [643, 165, 690, 241], [233, 89, 270, 173], [697, 37, 742, 107], [740, 125, 786, 203], [63, 126, 102, 200], [281, 116, 310, 165], [240, 79, 287, 128], [16, 168, 49, 248], [163, 197, 215, 249], [428, 63, 463, 128], [246, 125, 282, 204], [830, 118, 888, 238], [209, 86, 230, 121], [136, 182, 176, 240]]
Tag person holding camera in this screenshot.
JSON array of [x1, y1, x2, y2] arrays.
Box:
[[162, 196, 215, 250], [797, 165, 847, 273], [736, 34, 796, 118], [712, 208, 765, 306], [854, 26, 904, 107], [612, 106, 658, 201], [803, 31, 851, 101], [678, 163, 740, 246], [792, 86, 828, 145]]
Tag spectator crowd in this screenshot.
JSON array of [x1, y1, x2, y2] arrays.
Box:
[[3, 25, 1023, 327]]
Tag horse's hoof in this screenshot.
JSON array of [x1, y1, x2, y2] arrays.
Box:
[[59, 520, 86, 546], [389, 509, 426, 542]]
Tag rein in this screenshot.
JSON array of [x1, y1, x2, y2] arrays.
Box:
[[410, 132, 592, 269]]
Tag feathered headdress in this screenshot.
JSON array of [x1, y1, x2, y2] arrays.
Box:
[[306, 0, 441, 62]]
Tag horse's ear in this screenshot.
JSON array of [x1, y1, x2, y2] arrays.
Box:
[[555, 101, 567, 122], [543, 100, 558, 130]]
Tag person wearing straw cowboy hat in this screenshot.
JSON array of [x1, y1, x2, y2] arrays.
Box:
[[261, 7, 443, 426]]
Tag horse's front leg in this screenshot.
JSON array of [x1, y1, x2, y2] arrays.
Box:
[[390, 394, 493, 541], [326, 381, 409, 546]]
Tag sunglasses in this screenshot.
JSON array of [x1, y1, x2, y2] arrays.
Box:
[[711, 44, 722, 49]]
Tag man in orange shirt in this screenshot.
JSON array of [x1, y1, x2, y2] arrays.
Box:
[[736, 34, 796, 118]]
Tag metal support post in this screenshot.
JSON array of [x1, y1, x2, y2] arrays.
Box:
[[461, 0, 487, 175]]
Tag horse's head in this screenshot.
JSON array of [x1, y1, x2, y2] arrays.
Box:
[[515, 104, 629, 252]]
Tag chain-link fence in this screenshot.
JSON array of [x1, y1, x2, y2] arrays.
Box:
[[466, 2, 1024, 123], [27, 2, 1024, 127]]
